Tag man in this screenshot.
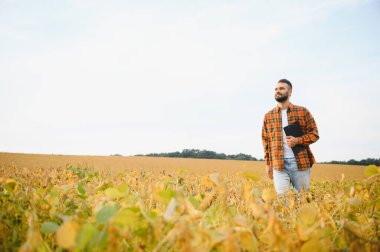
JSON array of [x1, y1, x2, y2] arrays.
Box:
[[261, 79, 319, 195]]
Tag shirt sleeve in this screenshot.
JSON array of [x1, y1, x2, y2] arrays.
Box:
[[261, 115, 271, 165], [298, 109, 319, 146]]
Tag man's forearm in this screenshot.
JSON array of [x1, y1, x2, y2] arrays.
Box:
[[265, 164, 273, 179], [298, 132, 319, 146]]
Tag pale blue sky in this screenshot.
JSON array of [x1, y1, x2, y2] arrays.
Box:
[[1, 0, 379, 161]]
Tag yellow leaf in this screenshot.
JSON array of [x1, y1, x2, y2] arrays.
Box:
[[200, 190, 217, 210], [296, 223, 316, 242], [56, 219, 79, 249], [347, 197, 361, 207], [300, 237, 325, 252], [200, 176, 215, 187], [242, 172, 260, 182], [344, 221, 362, 237], [250, 203, 264, 219], [163, 198, 176, 221], [298, 205, 318, 226], [201, 173, 220, 187], [262, 188, 276, 202], [296, 205, 320, 241], [184, 199, 202, 217], [209, 173, 220, 186], [238, 230, 258, 252]]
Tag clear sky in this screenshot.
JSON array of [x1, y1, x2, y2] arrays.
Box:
[[1, 0, 379, 162]]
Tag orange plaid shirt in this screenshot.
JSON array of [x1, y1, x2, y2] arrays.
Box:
[[262, 103, 319, 171]]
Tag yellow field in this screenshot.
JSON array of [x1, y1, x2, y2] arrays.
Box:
[[0, 152, 378, 251], [0, 152, 368, 180]]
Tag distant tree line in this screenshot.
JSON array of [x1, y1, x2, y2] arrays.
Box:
[[136, 149, 258, 161], [134, 150, 379, 166], [321, 158, 380, 166]]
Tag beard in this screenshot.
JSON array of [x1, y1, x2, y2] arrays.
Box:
[[275, 92, 289, 102]]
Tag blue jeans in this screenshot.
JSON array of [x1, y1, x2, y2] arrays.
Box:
[[273, 157, 310, 195]]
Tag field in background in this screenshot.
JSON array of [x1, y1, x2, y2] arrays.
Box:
[[0, 152, 368, 180]]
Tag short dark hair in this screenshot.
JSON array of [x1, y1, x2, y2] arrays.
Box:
[[278, 79, 292, 89]]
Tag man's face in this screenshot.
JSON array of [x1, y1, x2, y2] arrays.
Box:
[[274, 82, 291, 102]]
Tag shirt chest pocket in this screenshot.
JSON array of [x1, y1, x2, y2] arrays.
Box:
[[288, 113, 306, 127], [288, 117, 307, 137]]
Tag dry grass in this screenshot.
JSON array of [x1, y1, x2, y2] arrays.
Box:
[[0, 152, 366, 180]]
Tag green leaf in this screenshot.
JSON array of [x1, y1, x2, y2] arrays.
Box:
[[164, 178, 177, 189], [133, 228, 149, 237], [189, 196, 200, 210], [365, 165, 379, 177], [78, 194, 87, 200], [229, 206, 238, 217], [95, 228, 108, 249], [177, 177, 184, 186], [97, 182, 113, 192], [158, 189, 176, 204], [49, 188, 59, 198], [112, 208, 140, 227], [77, 181, 86, 195], [39, 198, 51, 207], [96, 205, 118, 224], [105, 188, 123, 199], [177, 167, 189, 175], [76, 223, 96, 250], [41, 221, 59, 234], [147, 210, 158, 220], [116, 183, 129, 194], [4, 179, 17, 192]]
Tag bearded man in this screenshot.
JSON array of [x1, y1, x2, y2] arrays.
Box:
[[261, 79, 319, 195]]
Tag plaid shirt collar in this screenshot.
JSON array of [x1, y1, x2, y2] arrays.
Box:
[[274, 102, 294, 113]]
